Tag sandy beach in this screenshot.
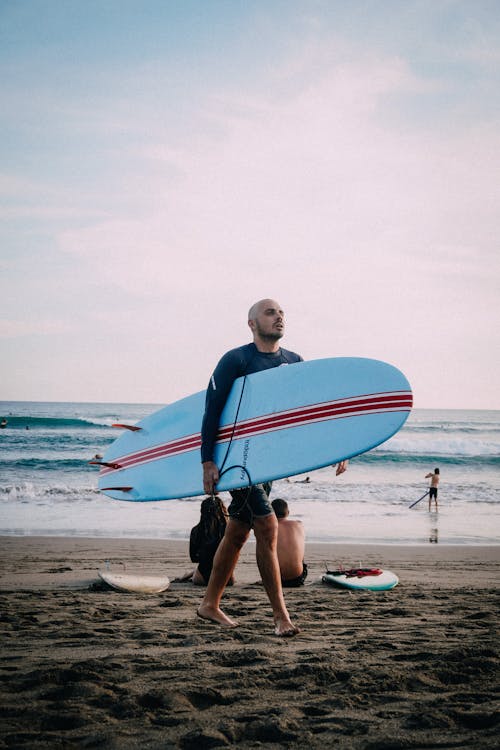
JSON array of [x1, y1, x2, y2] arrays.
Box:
[[0, 537, 498, 749]]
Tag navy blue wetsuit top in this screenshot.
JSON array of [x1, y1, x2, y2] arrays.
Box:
[[201, 342, 303, 463]]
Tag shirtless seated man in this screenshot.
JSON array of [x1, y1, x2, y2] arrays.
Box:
[[272, 498, 308, 587]]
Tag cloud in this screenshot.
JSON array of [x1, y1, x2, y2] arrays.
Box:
[[2, 9, 499, 405], [56, 49, 499, 294]]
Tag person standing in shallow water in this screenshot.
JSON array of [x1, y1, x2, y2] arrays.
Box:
[[425, 468, 440, 511]]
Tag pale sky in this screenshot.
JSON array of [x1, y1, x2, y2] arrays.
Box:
[[1, 1, 499, 409]]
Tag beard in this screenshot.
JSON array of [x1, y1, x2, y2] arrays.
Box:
[[254, 321, 284, 341]]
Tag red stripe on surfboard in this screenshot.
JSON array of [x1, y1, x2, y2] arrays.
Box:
[[104, 435, 202, 473], [216, 393, 412, 441], [228, 405, 412, 443], [98, 435, 202, 476], [103, 391, 411, 470], [227, 399, 413, 444], [216, 391, 411, 437], [99, 393, 412, 475], [101, 433, 201, 468], [99, 400, 412, 477], [99, 391, 412, 476]]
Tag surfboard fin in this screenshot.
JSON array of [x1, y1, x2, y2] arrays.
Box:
[[88, 461, 123, 469], [101, 486, 133, 492], [111, 423, 142, 431]]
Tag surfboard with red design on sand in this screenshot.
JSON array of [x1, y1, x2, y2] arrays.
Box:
[[322, 568, 399, 591], [95, 357, 412, 501]]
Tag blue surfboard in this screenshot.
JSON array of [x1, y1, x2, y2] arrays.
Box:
[[95, 357, 412, 501]]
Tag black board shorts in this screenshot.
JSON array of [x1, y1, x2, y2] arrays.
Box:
[[228, 482, 273, 525], [282, 563, 308, 588], [429, 487, 438, 499]]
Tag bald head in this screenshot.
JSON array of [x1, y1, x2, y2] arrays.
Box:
[[247, 299, 285, 350], [248, 299, 283, 322]]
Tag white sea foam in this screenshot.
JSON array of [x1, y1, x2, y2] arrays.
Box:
[[379, 431, 499, 457], [1, 402, 498, 544]]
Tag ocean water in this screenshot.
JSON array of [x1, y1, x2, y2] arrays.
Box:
[[0, 401, 498, 545]]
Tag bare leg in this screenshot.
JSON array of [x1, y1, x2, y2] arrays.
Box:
[[253, 514, 300, 637], [192, 567, 206, 586], [197, 518, 249, 627]]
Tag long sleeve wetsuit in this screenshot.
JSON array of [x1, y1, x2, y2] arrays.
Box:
[[200, 342, 303, 464]]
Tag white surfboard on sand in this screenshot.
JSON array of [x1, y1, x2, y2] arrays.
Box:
[[98, 570, 170, 593]]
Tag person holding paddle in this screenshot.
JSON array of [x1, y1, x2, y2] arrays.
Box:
[[425, 468, 440, 511]]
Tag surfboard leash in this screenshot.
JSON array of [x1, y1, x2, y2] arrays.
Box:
[[218, 374, 248, 477], [218, 465, 254, 522], [215, 348, 287, 523], [215, 375, 255, 522], [217, 346, 264, 480]]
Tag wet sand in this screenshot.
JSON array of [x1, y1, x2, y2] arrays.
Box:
[[0, 536, 498, 749]]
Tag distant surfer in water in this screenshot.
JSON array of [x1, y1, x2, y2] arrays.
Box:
[[272, 498, 308, 587], [425, 468, 440, 511]]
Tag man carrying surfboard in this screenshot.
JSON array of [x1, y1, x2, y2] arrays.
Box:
[[197, 298, 346, 635], [198, 299, 302, 636]]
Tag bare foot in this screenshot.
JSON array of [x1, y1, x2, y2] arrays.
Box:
[[197, 604, 237, 628], [172, 569, 194, 583], [274, 617, 300, 637]]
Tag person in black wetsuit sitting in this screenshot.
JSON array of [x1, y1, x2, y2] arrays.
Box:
[[187, 496, 233, 586]]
